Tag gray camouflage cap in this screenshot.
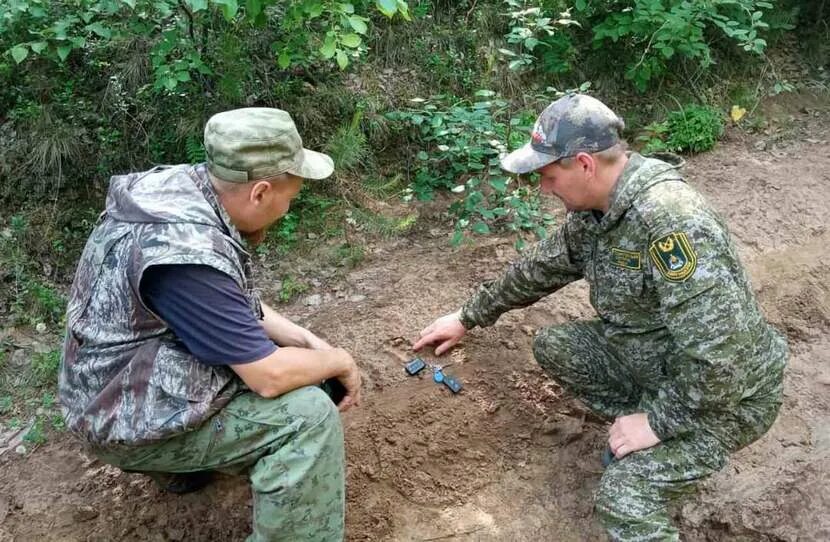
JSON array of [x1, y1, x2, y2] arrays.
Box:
[[501, 94, 625, 174], [204, 107, 334, 183]]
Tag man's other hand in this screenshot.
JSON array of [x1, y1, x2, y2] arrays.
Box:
[[413, 311, 466, 356], [609, 412, 661, 459], [334, 349, 362, 413]]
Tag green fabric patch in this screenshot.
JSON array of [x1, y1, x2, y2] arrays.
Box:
[[649, 232, 697, 282], [610, 248, 642, 270]]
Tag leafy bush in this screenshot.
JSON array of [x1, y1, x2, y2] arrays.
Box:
[[585, 0, 775, 91], [387, 89, 556, 246], [1, 0, 412, 89], [637, 104, 724, 154]]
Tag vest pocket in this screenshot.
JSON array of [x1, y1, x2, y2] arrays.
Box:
[[151, 343, 216, 403]]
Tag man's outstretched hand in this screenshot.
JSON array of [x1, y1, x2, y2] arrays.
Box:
[[413, 311, 467, 356], [609, 413, 661, 459]]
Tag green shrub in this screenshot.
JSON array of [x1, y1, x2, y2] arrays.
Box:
[[31, 350, 61, 388], [637, 104, 724, 154], [586, 0, 775, 92], [387, 89, 557, 245], [666, 105, 724, 153]]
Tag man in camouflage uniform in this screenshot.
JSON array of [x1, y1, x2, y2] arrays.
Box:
[[59, 108, 360, 541], [414, 94, 787, 540]]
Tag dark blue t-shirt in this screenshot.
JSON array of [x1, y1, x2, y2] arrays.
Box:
[[140, 264, 277, 365]]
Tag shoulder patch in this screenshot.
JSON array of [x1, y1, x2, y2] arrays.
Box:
[[649, 232, 697, 282]]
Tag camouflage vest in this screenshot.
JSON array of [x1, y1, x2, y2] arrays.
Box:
[[59, 164, 260, 445]]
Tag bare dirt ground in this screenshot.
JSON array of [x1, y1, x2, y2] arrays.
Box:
[[1, 92, 828, 541]]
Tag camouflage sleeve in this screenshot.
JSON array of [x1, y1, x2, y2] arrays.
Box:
[[639, 219, 757, 440], [459, 219, 584, 329]]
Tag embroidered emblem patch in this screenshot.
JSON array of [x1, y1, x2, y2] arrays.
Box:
[[610, 248, 641, 270], [649, 232, 697, 282]]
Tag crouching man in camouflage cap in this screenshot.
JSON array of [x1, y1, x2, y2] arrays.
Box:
[[59, 108, 359, 541], [414, 94, 786, 540]]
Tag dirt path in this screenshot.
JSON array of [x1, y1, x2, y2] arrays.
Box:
[[1, 96, 828, 541]]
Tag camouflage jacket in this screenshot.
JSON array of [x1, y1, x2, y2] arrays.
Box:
[[460, 153, 787, 439], [59, 164, 259, 445]]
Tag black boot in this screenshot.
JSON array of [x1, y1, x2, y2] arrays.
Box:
[[144, 471, 214, 494]]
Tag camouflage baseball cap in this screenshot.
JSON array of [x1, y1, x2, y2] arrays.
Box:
[[501, 94, 625, 174], [204, 107, 334, 183]]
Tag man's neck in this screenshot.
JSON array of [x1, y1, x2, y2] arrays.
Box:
[[597, 155, 629, 213]]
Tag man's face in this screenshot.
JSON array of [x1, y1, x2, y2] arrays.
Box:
[[536, 157, 593, 211], [231, 175, 303, 245]]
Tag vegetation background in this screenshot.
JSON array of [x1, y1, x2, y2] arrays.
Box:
[[0, 0, 827, 443]]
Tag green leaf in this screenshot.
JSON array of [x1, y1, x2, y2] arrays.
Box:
[[176, 70, 191, 82], [341, 34, 361, 48], [336, 49, 348, 69], [489, 178, 507, 192], [57, 45, 72, 61], [471, 222, 490, 235], [305, 2, 324, 17], [245, 0, 262, 20], [376, 0, 397, 17], [320, 36, 336, 59], [85, 22, 112, 38], [186, 0, 207, 11], [396, 0, 411, 21], [451, 230, 464, 246], [216, 0, 239, 21], [575, 0, 587, 10], [10, 45, 28, 64], [348, 15, 368, 34], [277, 50, 291, 69], [416, 150, 429, 160], [508, 59, 525, 71], [30, 41, 47, 54]]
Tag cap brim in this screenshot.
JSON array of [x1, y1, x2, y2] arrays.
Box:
[[500, 143, 558, 174], [288, 149, 334, 180]]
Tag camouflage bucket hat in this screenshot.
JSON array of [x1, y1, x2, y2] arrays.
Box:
[[204, 107, 334, 183], [501, 94, 625, 174]]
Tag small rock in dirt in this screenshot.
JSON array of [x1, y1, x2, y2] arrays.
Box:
[[35, 322, 47, 333], [10, 350, 26, 367], [349, 294, 366, 302], [501, 339, 518, 350], [74, 505, 99, 522], [14, 445, 26, 455], [303, 294, 322, 306], [754, 140, 767, 151], [166, 528, 185, 541], [359, 465, 378, 480]]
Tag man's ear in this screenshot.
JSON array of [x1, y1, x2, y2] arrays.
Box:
[[574, 152, 596, 177], [249, 180, 272, 204]]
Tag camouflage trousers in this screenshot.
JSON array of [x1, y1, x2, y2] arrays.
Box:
[[95, 386, 345, 542], [533, 320, 781, 542]]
